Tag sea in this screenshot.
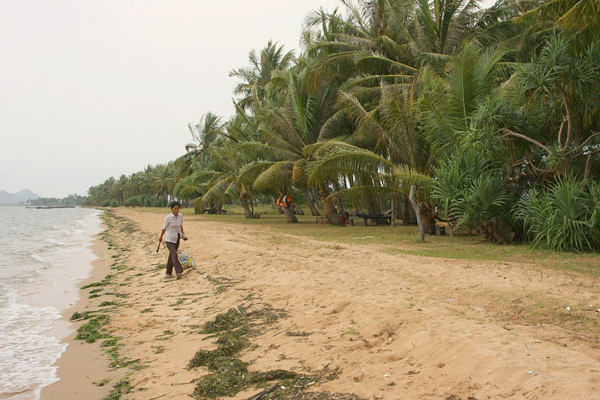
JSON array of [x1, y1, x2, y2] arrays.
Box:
[[0, 206, 103, 400]]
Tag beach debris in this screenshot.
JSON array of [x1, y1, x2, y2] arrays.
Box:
[[244, 384, 278, 400], [353, 372, 365, 382], [384, 374, 391, 378], [566, 306, 571, 311], [525, 343, 532, 351], [528, 371, 539, 376]]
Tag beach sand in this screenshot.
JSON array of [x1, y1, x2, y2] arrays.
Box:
[[44, 207, 600, 399], [42, 241, 126, 400]]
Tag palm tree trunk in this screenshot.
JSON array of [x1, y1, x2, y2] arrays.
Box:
[[333, 181, 345, 210], [282, 205, 298, 223], [403, 195, 411, 226], [240, 195, 256, 219], [304, 188, 320, 216], [409, 185, 425, 242], [312, 187, 323, 209], [319, 183, 344, 226]]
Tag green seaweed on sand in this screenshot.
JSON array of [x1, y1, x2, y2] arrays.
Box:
[[101, 338, 118, 347], [103, 377, 132, 400], [81, 274, 115, 289], [188, 306, 323, 399], [201, 307, 247, 334], [75, 314, 112, 343], [188, 330, 250, 369], [70, 310, 97, 321]]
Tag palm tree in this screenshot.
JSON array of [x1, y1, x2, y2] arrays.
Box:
[[519, 0, 600, 33], [234, 63, 351, 224], [229, 41, 295, 112], [186, 112, 224, 161], [420, 43, 510, 159], [192, 136, 261, 219]]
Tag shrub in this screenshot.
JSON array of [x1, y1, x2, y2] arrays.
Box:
[[124, 197, 142, 207], [515, 178, 600, 252], [432, 151, 514, 243], [152, 197, 167, 207]]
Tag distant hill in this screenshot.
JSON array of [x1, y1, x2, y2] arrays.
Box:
[[0, 189, 40, 205]]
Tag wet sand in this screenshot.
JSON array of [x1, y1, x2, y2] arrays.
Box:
[[42, 240, 125, 400]]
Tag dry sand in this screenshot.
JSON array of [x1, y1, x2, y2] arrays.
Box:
[[44, 208, 600, 400]]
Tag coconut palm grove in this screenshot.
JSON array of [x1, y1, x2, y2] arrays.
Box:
[[85, 0, 600, 253]]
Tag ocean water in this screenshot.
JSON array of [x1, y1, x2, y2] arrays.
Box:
[[0, 206, 102, 400]]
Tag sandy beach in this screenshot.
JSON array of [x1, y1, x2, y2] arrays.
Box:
[[43, 208, 600, 400], [42, 240, 126, 400]]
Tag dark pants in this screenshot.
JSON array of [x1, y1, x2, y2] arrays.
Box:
[[166, 237, 183, 275]]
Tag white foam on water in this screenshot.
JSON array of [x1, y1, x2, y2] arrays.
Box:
[[0, 291, 66, 400], [0, 207, 103, 400]]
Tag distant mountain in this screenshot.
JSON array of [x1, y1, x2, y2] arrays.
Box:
[[0, 189, 40, 205]]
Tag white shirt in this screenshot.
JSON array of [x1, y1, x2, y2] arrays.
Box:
[[162, 213, 183, 243]]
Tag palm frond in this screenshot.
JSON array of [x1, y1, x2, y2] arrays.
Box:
[[253, 161, 295, 192], [307, 147, 395, 184]]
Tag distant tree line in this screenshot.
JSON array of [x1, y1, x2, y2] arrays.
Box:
[[30, 194, 87, 207], [86, 0, 600, 252]]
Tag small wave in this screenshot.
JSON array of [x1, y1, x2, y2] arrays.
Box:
[[0, 291, 65, 400], [44, 238, 65, 246]]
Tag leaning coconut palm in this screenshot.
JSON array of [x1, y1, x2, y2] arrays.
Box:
[[269, 68, 344, 220], [232, 99, 303, 224], [239, 159, 299, 222], [301, 0, 494, 233], [307, 69, 434, 231], [192, 140, 261, 219], [233, 63, 346, 224], [173, 175, 203, 206], [306, 141, 433, 239]]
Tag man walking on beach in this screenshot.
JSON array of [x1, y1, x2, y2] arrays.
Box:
[[159, 201, 188, 280]]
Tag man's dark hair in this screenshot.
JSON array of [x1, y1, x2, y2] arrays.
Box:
[[170, 201, 180, 209]]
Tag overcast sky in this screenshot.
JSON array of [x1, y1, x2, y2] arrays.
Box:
[[1, 0, 494, 198]]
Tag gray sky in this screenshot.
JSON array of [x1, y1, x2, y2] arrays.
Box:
[[0, 0, 494, 198]]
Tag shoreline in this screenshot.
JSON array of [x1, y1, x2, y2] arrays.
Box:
[[38, 207, 600, 399], [41, 235, 124, 399]]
